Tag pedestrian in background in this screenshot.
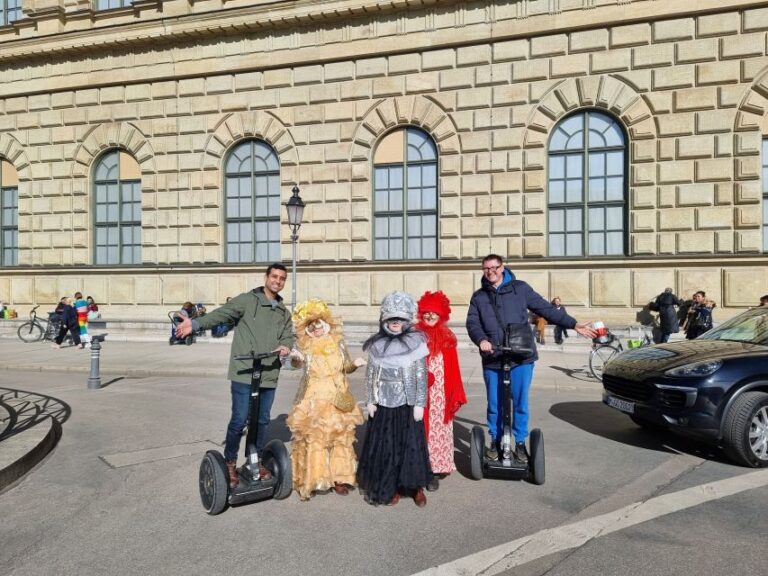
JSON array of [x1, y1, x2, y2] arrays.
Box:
[[760, 295, 768, 307], [52, 297, 81, 349], [551, 297, 569, 345], [86, 296, 100, 320], [683, 291, 717, 340], [73, 292, 89, 348], [653, 288, 684, 343]]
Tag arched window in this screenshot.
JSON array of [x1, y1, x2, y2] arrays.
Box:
[[0, 1, 21, 25], [0, 159, 18, 266], [93, 150, 142, 265], [373, 127, 438, 260], [547, 111, 627, 257], [224, 140, 280, 263]]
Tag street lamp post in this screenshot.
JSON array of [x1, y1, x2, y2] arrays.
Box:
[[284, 184, 305, 309]]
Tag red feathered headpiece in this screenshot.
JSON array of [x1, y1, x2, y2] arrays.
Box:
[[417, 291, 451, 322]]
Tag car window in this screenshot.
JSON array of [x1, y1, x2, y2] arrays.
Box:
[[699, 309, 768, 345]]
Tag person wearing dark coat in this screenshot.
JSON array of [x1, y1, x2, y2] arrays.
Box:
[[51, 297, 81, 349], [654, 288, 684, 343], [465, 254, 595, 463]]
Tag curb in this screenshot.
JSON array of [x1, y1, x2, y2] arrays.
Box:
[[0, 415, 61, 494]]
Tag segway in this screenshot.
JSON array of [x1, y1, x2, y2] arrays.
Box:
[[199, 351, 292, 514], [470, 345, 545, 485]]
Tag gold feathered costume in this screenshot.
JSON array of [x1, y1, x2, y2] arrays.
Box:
[[286, 299, 364, 500]]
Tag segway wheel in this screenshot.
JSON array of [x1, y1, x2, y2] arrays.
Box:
[[199, 450, 229, 515], [529, 428, 545, 485], [184, 335, 194, 346], [262, 439, 293, 500], [470, 425, 485, 480]]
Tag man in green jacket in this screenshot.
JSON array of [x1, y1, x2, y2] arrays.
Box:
[[176, 263, 294, 487]]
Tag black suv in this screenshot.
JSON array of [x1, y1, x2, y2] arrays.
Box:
[[602, 307, 768, 467]]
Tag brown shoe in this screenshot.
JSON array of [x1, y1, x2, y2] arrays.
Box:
[[387, 492, 401, 506], [258, 464, 272, 480], [413, 488, 427, 508], [333, 483, 349, 496], [225, 459, 239, 489]]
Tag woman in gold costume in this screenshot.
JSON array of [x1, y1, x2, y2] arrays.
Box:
[[287, 299, 365, 501]]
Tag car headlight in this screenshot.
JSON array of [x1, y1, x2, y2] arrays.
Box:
[[664, 360, 723, 378]]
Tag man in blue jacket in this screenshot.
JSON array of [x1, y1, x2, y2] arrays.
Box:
[[466, 254, 595, 463]]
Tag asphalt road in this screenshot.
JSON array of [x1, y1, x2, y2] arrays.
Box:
[[1, 353, 765, 576]]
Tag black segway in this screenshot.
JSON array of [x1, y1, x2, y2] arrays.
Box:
[[470, 345, 545, 485], [199, 351, 292, 515]]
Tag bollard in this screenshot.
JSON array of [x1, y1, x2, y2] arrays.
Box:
[[87, 334, 108, 390]]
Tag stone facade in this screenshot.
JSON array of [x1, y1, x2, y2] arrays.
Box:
[[0, 0, 767, 322]]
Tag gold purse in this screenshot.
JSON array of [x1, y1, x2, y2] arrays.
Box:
[[333, 387, 356, 412]]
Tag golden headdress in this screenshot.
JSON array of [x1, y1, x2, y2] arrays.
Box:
[[291, 298, 342, 350]]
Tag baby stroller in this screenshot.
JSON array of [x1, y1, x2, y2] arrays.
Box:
[[168, 302, 207, 346]]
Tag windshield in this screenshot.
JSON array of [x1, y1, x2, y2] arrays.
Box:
[[698, 307, 768, 346]]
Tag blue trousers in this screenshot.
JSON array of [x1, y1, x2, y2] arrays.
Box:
[[224, 381, 276, 462], [483, 363, 535, 444]]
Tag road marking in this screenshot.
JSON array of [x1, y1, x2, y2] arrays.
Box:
[[411, 469, 768, 576]]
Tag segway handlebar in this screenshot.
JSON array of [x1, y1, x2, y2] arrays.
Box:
[[234, 351, 277, 362]]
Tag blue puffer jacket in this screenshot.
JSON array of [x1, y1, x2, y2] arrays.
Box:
[[466, 269, 577, 369]]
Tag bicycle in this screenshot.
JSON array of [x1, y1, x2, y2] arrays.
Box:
[[17, 305, 62, 343], [589, 325, 653, 381]]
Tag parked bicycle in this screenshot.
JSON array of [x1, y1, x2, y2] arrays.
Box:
[[589, 325, 652, 381], [17, 305, 62, 343]]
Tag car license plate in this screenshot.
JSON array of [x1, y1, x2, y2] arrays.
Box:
[[607, 395, 635, 414]]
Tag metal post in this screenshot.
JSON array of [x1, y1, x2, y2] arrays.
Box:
[[87, 334, 107, 390], [291, 231, 298, 309]]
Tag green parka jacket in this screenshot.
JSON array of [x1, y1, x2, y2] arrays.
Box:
[[193, 287, 294, 387]]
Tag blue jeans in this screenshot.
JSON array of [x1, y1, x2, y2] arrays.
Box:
[[660, 332, 671, 343], [224, 381, 276, 462], [483, 363, 535, 444]]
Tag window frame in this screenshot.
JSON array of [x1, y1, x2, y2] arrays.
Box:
[[0, 0, 22, 26], [223, 139, 282, 264], [94, 0, 132, 10], [92, 149, 142, 266], [546, 109, 629, 259], [372, 126, 439, 262], [0, 160, 18, 267]]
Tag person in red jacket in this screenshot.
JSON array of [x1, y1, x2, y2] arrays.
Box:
[[416, 291, 467, 492]]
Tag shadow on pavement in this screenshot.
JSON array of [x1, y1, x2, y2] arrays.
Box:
[[0, 388, 72, 441], [549, 401, 724, 461], [453, 415, 486, 479], [548, 364, 595, 383]]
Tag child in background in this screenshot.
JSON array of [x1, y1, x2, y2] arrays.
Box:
[[73, 292, 89, 348]]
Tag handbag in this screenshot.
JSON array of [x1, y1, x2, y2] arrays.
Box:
[[333, 387, 356, 413], [488, 292, 535, 359]]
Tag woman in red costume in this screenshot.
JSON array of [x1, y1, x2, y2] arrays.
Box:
[[416, 291, 467, 491]]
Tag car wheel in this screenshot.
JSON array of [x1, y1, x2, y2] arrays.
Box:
[[722, 391, 768, 468]]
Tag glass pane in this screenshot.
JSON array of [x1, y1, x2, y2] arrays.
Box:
[[133, 203, 141, 221], [96, 247, 107, 263], [255, 141, 279, 173], [588, 178, 605, 202], [565, 179, 582, 203], [422, 237, 436, 259], [549, 128, 568, 152], [549, 234, 565, 256], [255, 197, 268, 217], [96, 184, 107, 203], [589, 232, 605, 256], [390, 166, 403, 189], [566, 154, 583, 178], [549, 210, 564, 233], [390, 217, 403, 237], [606, 206, 623, 229], [549, 155, 565, 179], [227, 222, 240, 242], [389, 189, 402, 211], [589, 152, 606, 177], [566, 208, 582, 231], [549, 180, 564, 204], [606, 176, 624, 201], [408, 238, 421, 259], [606, 231, 624, 254], [375, 239, 388, 259], [255, 243, 268, 263], [422, 216, 436, 236], [589, 207, 605, 230], [122, 246, 132, 263], [268, 195, 280, 218], [604, 122, 624, 147], [606, 151, 624, 176], [227, 244, 238, 262], [107, 204, 118, 222], [408, 187, 421, 210], [375, 217, 388, 238], [375, 190, 388, 212], [268, 242, 280, 262], [240, 243, 252, 262], [107, 183, 119, 203], [107, 227, 118, 244], [108, 247, 119, 264], [407, 217, 421, 237], [389, 239, 403, 259], [95, 152, 117, 181], [422, 187, 437, 210], [408, 165, 421, 188], [407, 129, 437, 162], [565, 233, 582, 256], [96, 205, 107, 222], [375, 166, 388, 190], [422, 165, 437, 187], [588, 128, 607, 149]]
